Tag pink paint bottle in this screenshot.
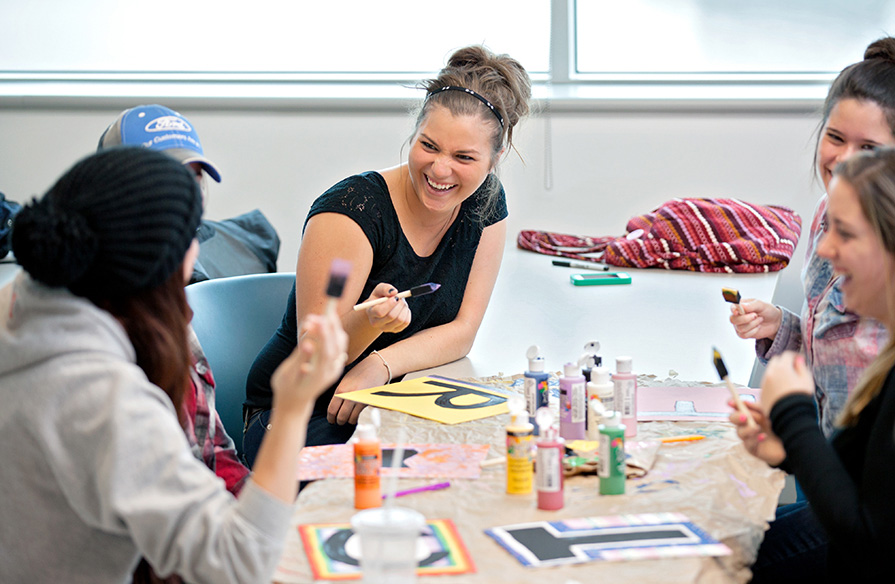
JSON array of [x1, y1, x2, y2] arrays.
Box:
[[559, 362, 586, 440], [613, 356, 638, 437], [535, 407, 564, 510]]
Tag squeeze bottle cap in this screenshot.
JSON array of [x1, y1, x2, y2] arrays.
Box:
[[535, 407, 558, 441], [508, 394, 526, 424], [602, 410, 621, 427], [590, 367, 611, 386], [616, 356, 633, 374], [563, 362, 579, 377], [579, 353, 596, 369], [356, 423, 377, 441], [526, 345, 545, 372]]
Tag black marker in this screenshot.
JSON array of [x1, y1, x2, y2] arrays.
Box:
[[551, 259, 609, 272]]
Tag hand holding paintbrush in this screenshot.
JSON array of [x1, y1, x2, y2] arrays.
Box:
[[712, 347, 757, 429], [353, 283, 441, 311]]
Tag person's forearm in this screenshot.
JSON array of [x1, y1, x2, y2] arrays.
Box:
[[248, 402, 313, 503], [374, 320, 477, 379], [341, 308, 385, 362]]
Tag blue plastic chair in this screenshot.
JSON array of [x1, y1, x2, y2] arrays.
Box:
[[185, 272, 295, 456]]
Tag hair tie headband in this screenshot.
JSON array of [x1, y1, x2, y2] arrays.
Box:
[[426, 85, 504, 128]]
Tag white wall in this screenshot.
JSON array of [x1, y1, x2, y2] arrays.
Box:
[[0, 103, 822, 317]]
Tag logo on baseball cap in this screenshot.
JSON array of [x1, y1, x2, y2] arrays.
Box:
[[98, 104, 221, 182]]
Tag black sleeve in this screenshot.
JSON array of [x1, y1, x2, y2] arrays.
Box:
[[769, 393, 892, 567]]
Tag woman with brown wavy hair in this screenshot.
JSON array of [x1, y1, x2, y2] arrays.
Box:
[[0, 147, 346, 584], [733, 148, 895, 582]]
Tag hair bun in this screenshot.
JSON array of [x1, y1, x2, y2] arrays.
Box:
[[12, 198, 98, 288], [865, 37, 895, 63], [446, 46, 489, 70]]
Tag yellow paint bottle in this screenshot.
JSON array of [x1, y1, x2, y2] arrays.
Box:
[[506, 395, 534, 495]]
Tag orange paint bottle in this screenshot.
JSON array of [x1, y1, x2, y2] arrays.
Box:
[[354, 424, 382, 509]]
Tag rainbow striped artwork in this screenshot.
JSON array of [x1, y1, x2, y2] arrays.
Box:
[[486, 512, 730, 568], [299, 518, 475, 580]]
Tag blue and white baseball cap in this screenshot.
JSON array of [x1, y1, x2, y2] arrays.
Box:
[[98, 104, 221, 182]]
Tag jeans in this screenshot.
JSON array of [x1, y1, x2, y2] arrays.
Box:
[[750, 501, 828, 583], [243, 408, 357, 470]]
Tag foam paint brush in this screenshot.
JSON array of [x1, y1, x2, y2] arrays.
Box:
[[722, 287, 745, 315], [353, 283, 441, 311], [712, 347, 757, 428], [325, 258, 352, 315]]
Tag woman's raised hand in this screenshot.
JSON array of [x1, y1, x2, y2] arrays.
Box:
[[270, 311, 348, 413]]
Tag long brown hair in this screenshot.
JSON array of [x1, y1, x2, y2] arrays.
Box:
[[832, 148, 895, 426], [92, 266, 192, 424]]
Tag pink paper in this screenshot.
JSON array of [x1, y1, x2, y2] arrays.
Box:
[[297, 443, 491, 481], [637, 386, 760, 422]]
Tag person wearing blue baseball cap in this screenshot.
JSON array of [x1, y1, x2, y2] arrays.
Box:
[[98, 106, 276, 583], [99, 104, 222, 183]]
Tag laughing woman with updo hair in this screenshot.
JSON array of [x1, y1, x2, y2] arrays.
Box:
[[244, 45, 532, 465]]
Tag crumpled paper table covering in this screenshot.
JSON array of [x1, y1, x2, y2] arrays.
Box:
[[274, 375, 784, 584]]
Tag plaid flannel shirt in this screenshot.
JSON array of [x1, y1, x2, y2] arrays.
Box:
[[183, 327, 250, 495], [757, 196, 889, 436]]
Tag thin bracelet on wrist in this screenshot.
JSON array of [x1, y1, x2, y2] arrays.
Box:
[[370, 350, 392, 384]]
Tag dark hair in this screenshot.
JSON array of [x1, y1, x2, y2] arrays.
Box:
[[94, 266, 193, 423], [815, 37, 895, 169], [831, 147, 895, 426], [411, 45, 531, 220]]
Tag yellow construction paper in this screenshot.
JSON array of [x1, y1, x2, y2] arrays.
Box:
[[338, 375, 510, 424]]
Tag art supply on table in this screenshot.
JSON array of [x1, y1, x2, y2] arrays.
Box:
[[579, 340, 602, 382], [535, 407, 564, 510], [298, 442, 489, 481], [353, 282, 441, 311], [613, 356, 638, 437], [722, 287, 745, 315], [505, 395, 534, 495], [559, 362, 586, 440], [338, 375, 510, 425], [350, 505, 425, 584], [661, 435, 706, 444], [598, 411, 626, 495], [300, 518, 474, 580], [586, 366, 613, 441], [636, 385, 760, 422], [480, 457, 506, 468], [570, 272, 632, 286], [485, 512, 731, 568], [712, 347, 757, 428], [552, 259, 610, 271], [385, 481, 451, 499], [354, 423, 382, 509], [523, 345, 550, 435]]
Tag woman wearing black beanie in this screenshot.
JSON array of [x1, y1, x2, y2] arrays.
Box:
[[0, 147, 347, 583]]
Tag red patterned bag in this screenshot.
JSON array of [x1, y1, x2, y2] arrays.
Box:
[[517, 198, 802, 274]]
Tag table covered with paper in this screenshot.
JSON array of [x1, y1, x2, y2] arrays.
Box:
[[273, 374, 784, 584]]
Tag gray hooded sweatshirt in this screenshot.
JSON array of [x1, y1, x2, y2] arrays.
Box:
[[0, 274, 292, 584]]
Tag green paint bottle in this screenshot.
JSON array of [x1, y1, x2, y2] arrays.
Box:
[[598, 411, 626, 495]]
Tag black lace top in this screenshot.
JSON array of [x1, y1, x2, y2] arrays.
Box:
[[245, 171, 507, 412]]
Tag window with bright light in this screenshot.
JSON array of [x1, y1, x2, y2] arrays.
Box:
[[1, 1, 891, 84], [0, 0, 549, 76], [575, 0, 895, 78]]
